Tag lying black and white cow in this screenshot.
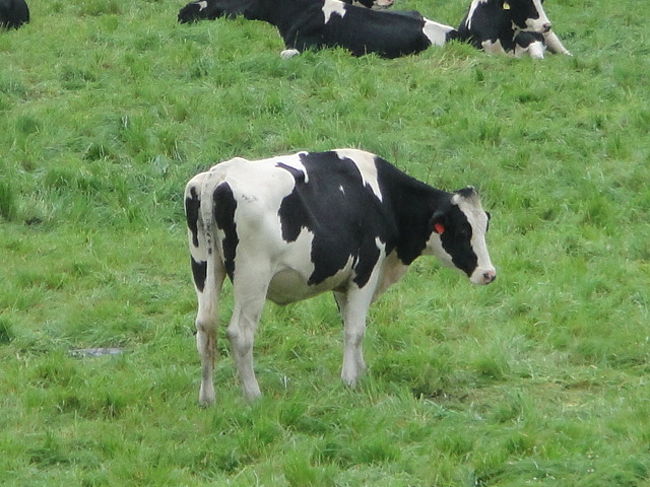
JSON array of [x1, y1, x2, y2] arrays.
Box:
[[178, 0, 393, 24], [0, 0, 29, 29], [457, 0, 571, 58], [178, 0, 392, 24], [178, 0, 456, 59], [185, 149, 496, 404]]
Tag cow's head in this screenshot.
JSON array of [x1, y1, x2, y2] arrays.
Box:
[[428, 187, 496, 285], [506, 0, 552, 34], [178, 0, 215, 23], [349, 0, 394, 8], [178, 0, 249, 23]]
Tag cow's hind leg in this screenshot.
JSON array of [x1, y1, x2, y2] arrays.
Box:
[[194, 258, 226, 406], [227, 269, 270, 400]]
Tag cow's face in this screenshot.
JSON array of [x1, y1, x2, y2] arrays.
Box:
[[428, 187, 496, 285], [507, 0, 552, 33]]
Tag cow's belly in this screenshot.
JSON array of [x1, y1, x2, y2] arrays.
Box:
[[266, 266, 352, 305]]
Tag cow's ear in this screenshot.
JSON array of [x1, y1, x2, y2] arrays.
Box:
[[430, 211, 446, 235]]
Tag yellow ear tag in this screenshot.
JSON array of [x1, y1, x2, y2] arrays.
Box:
[[503, 1, 511, 9]]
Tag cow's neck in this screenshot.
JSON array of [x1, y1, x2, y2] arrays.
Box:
[[376, 159, 450, 265]]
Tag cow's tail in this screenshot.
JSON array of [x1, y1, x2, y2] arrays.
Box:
[[184, 170, 222, 294]]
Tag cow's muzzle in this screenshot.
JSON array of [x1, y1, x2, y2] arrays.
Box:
[[471, 268, 497, 285]]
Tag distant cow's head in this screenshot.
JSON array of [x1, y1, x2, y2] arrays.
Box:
[[506, 0, 552, 34], [350, 0, 394, 8], [178, 0, 252, 23], [178, 0, 215, 23], [428, 187, 496, 285]]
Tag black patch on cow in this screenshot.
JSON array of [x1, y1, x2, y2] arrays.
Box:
[[191, 257, 207, 292], [0, 0, 29, 29], [185, 186, 201, 248], [508, 0, 542, 30], [277, 152, 388, 288], [310, 5, 433, 58], [212, 183, 238, 281], [372, 159, 444, 265]]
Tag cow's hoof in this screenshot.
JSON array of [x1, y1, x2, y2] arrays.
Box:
[[280, 49, 300, 59]]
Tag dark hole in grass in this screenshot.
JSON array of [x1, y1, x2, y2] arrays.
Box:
[[0, 319, 15, 344]]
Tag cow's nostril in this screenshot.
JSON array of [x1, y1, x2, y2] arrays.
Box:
[[483, 271, 496, 283]]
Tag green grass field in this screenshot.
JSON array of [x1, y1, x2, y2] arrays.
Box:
[[1, 0, 649, 485]]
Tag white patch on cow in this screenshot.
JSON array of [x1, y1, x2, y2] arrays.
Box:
[[280, 49, 300, 59], [481, 39, 508, 56], [196, 1, 208, 11], [334, 149, 382, 202], [270, 152, 310, 183], [322, 0, 347, 24], [339, 185, 345, 195], [452, 193, 495, 285], [515, 40, 546, 59], [422, 19, 455, 47]]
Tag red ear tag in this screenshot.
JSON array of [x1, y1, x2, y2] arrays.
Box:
[[434, 223, 445, 235]]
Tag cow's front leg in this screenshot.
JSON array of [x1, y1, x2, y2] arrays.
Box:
[[544, 30, 572, 56], [335, 288, 374, 387]]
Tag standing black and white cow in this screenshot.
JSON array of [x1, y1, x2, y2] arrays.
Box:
[[457, 0, 571, 58], [185, 149, 496, 404], [178, 0, 456, 59], [0, 0, 29, 29]]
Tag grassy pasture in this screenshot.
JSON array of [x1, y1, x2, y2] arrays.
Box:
[[1, 0, 649, 485]]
